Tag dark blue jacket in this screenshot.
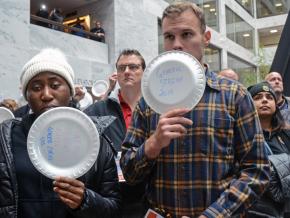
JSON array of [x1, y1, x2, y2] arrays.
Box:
[[0, 114, 121, 218]]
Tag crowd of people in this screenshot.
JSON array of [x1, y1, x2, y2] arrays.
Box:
[[34, 6, 106, 42], [1, 1, 290, 218]]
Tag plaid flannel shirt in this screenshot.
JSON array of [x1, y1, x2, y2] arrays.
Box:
[[121, 71, 270, 218]]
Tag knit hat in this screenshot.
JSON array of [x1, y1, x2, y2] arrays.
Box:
[[20, 48, 75, 99], [247, 81, 276, 102]]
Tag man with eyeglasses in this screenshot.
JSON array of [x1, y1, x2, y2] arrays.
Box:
[[84, 49, 146, 218]]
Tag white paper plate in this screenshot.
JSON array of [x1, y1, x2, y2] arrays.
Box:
[[91, 80, 109, 97], [141, 51, 206, 114], [79, 92, 93, 110], [27, 107, 100, 179], [0, 107, 15, 123]]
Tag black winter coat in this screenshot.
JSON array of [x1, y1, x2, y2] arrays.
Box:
[[84, 91, 147, 217], [247, 128, 290, 218], [84, 94, 125, 153], [0, 115, 121, 218]]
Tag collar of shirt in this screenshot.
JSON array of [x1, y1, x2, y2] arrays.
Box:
[[118, 91, 132, 130], [204, 67, 221, 92], [278, 96, 289, 110]]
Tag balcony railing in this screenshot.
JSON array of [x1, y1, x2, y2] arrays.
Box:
[[30, 15, 104, 42]]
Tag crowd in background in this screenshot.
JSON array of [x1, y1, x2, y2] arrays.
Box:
[[34, 6, 106, 42]]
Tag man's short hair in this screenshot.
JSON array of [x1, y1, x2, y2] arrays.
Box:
[[161, 2, 206, 33], [116, 49, 146, 70], [265, 71, 282, 81], [218, 68, 239, 81]]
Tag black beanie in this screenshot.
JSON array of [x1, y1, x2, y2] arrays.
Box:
[[247, 81, 277, 102]]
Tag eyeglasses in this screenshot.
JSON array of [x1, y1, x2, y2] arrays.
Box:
[[116, 64, 141, 73]]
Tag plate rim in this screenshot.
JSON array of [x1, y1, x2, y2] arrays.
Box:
[[141, 50, 206, 114], [0, 106, 15, 121], [91, 79, 109, 97], [27, 107, 100, 179]]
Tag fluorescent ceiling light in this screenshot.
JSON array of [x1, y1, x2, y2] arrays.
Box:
[[204, 4, 210, 8], [270, 29, 278, 33], [275, 3, 283, 7], [243, 33, 250, 37], [210, 8, 216, 12]]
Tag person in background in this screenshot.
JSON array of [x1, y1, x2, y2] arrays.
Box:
[[120, 2, 270, 217], [85, 49, 146, 217], [90, 21, 105, 42], [0, 48, 121, 218], [0, 98, 19, 112], [35, 5, 49, 27], [74, 85, 86, 102], [92, 73, 118, 102], [218, 68, 239, 81], [265, 71, 290, 124], [247, 81, 290, 218], [71, 18, 86, 38], [86, 49, 144, 152], [49, 8, 64, 31], [97, 72, 118, 101], [70, 84, 86, 109], [265, 72, 290, 110]]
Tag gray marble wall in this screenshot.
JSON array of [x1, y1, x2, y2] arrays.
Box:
[[0, 0, 30, 101], [114, 0, 159, 64], [79, 0, 160, 65], [76, 0, 116, 66], [0, 0, 162, 101], [0, 0, 111, 102]]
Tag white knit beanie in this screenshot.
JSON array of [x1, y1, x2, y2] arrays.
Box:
[[20, 48, 75, 99]]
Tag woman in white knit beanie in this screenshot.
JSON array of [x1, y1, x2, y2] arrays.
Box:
[[20, 48, 75, 115], [0, 48, 121, 218]]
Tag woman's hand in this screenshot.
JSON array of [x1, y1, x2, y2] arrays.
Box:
[[53, 176, 85, 209]]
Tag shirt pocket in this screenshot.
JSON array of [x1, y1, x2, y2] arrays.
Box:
[[193, 117, 234, 160]]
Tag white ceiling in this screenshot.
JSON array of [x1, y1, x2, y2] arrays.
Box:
[[31, 0, 99, 14]]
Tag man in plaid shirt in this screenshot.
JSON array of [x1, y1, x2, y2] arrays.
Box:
[[120, 2, 270, 217]]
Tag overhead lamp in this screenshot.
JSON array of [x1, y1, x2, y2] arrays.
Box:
[[204, 4, 210, 8], [210, 8, 216, 12], [243, 33, 250, 37], [270, 29, 278, 33], [275, 3, 282, 7], [41, 4, 46, 10]]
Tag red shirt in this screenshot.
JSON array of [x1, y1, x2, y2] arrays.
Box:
[[118, 92, 132, 130]]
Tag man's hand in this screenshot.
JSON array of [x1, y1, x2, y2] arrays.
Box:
[[53, 176, 85, 209], [74, 85, 86, 102], [144, 108, 192, 159], [108, 72, 117, 91]]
